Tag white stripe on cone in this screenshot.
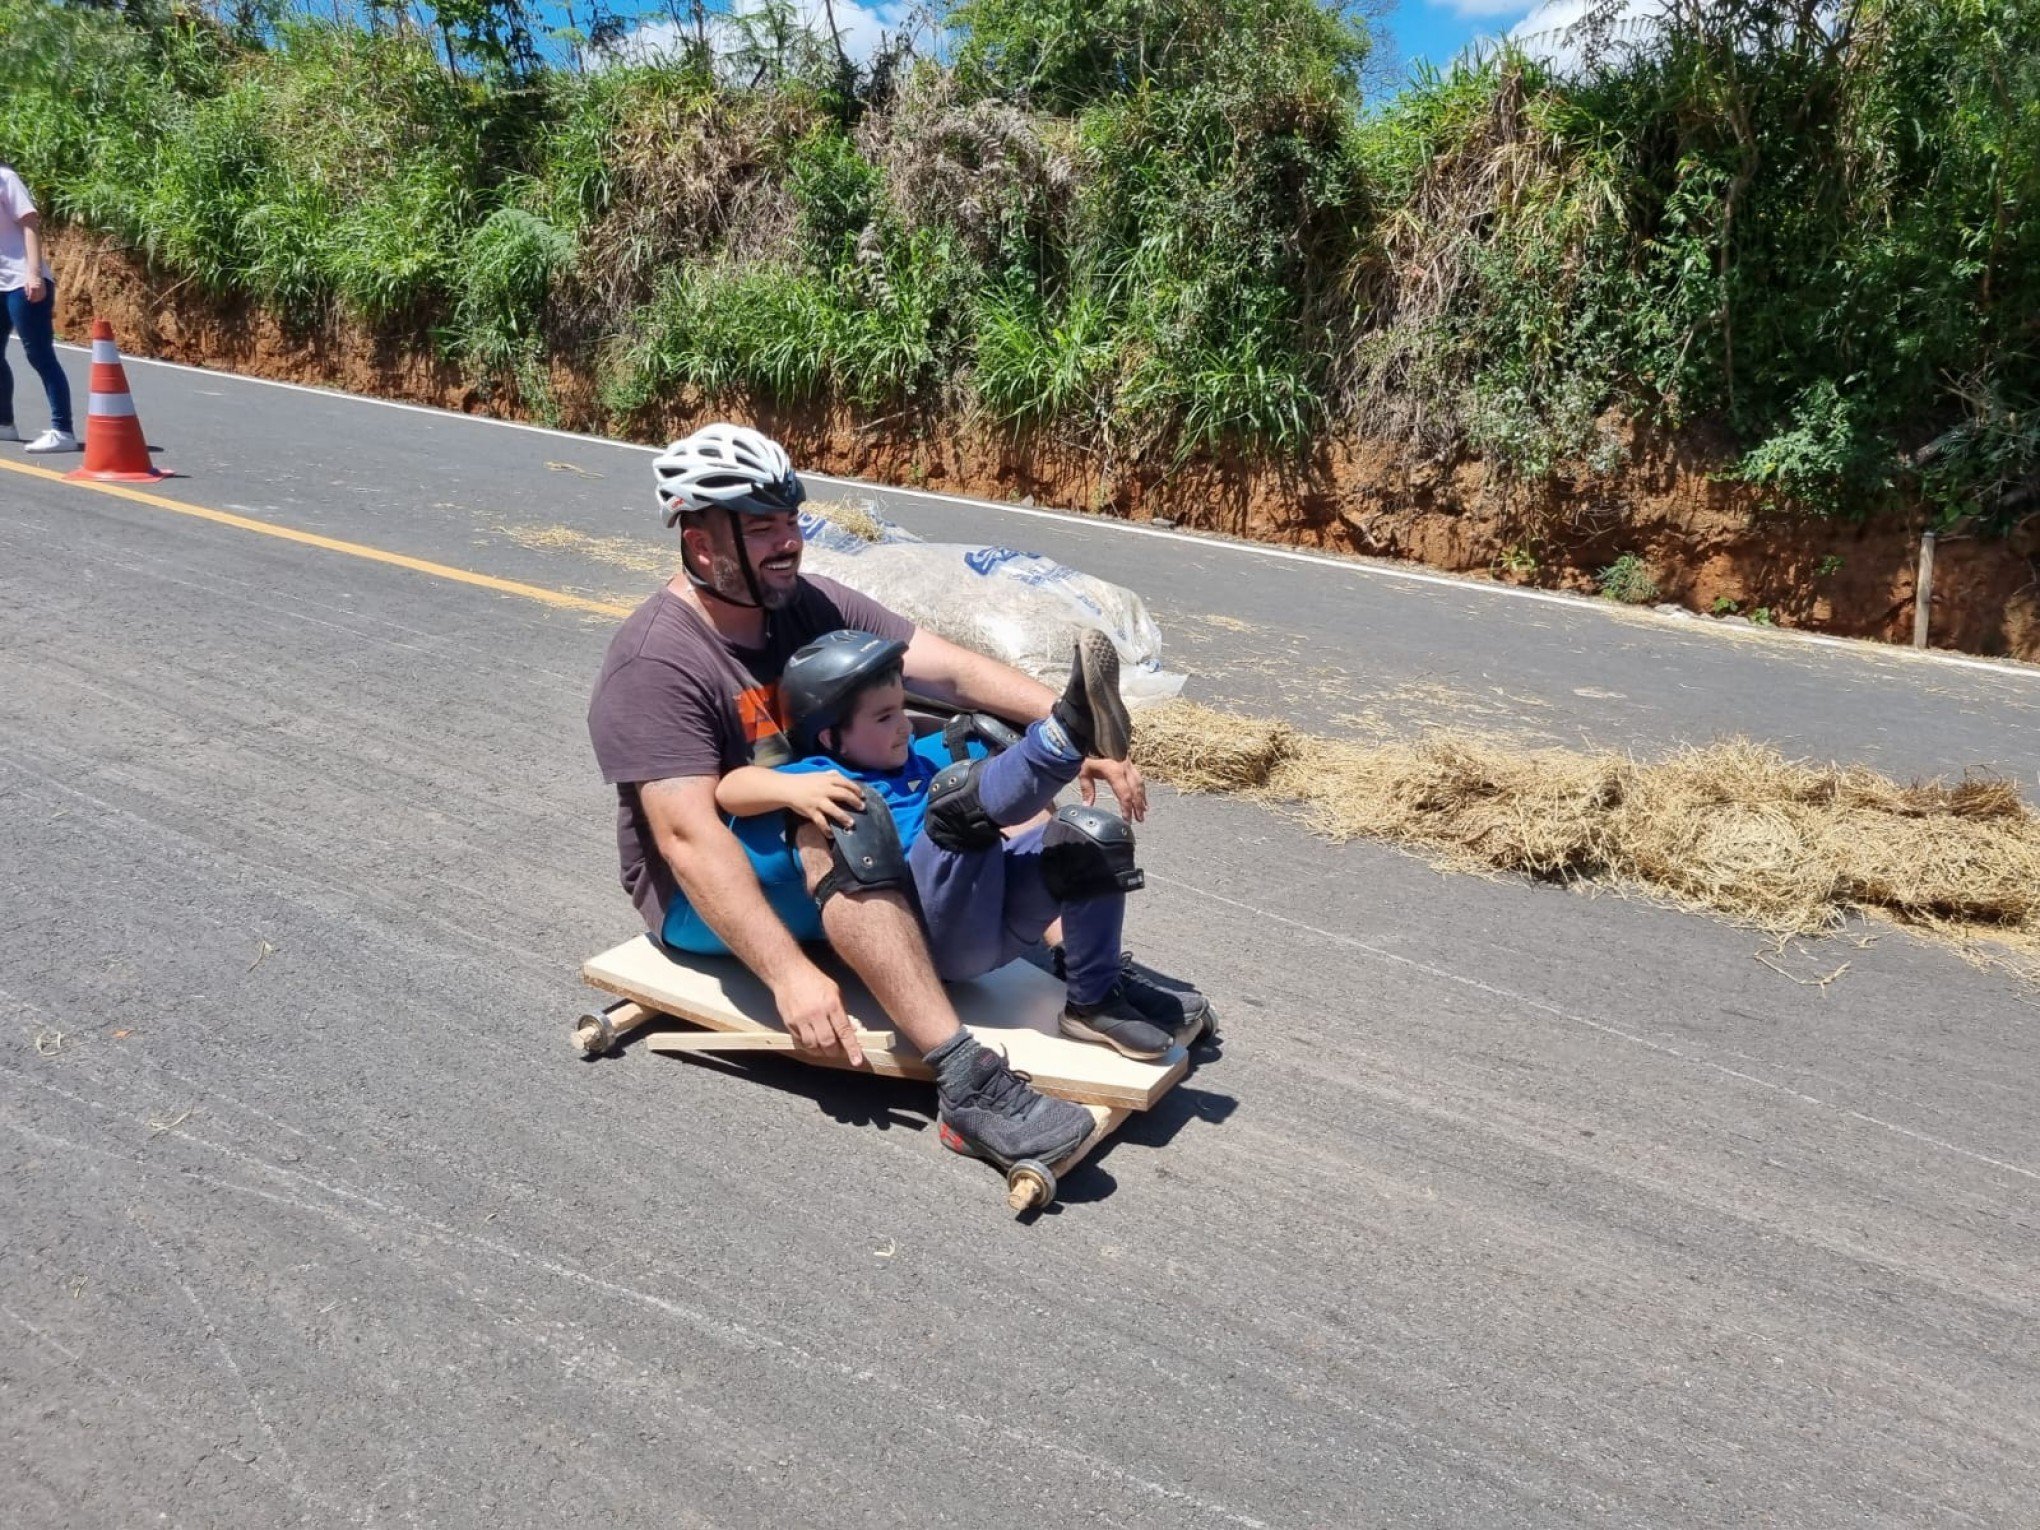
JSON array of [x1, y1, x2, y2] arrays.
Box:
[[91, 340, 121, 364], [87, 392, 138, 418]]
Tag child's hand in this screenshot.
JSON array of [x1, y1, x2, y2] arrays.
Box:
[[784, 771, 868, 832]]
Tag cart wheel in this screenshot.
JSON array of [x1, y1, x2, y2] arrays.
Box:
[[1005, 1159, 1057, 1214], [572, 1009, 619, 1057]]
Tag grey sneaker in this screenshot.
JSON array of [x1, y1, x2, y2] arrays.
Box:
[[938, 1049, 1094, 1168], [0, 423, 19, 443], [1054, 947, 1212, 1045], [1060, 986, 1175, 1061], [1050, 630, 1132, 761]]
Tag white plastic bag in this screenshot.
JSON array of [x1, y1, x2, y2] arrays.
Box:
[[798, 503, 1187, 705]]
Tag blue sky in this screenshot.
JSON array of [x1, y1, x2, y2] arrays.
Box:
[[1383, 0, 1542, 74]]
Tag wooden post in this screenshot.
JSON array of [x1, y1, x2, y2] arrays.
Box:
[[1913, 529, 1937, 648]]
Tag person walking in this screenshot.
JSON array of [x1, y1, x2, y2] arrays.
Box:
[[0, 161, 77, 453]]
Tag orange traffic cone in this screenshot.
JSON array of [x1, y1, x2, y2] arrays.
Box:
[[65, 319, 169, 484]]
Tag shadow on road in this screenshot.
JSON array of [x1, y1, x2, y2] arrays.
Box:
[[631, 1039, 1240, 1209]]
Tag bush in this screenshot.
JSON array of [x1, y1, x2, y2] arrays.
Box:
[[454, 204, 576, 370], [1735, 379, 1888, 518], [7, 0, 2035, 529], [605, 261, 836, 413], [1597, 553, 1659, 605], [971, 287, 1117, 429], [951, 0, 1370, 109], [788, 127, 882, 266]]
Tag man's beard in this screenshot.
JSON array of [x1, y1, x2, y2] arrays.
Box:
[[709, 548, 799, 609]]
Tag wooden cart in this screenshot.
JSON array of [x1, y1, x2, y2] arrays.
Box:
[[577, 936, 1188, 1213]]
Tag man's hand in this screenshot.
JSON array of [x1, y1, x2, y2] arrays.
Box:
[[781, 771, 867, 833], [1079, 757, 1147, 822], [24, 273, 45, 303], [771, 962, 868, 1067]]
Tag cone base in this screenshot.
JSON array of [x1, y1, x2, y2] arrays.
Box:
[[66, 466, 171, 484]]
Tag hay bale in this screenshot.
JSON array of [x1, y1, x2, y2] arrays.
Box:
[[1607, 742, 1842, 930], [1278, 735, 1621, 880], [806, 499, 886, 542], [1133, 701, 1294, 792], [1131, 696, 2040, 958], [1822, 790, 2040, 930]]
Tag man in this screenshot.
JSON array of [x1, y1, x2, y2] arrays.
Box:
[[587, 424, 1154, 1171]]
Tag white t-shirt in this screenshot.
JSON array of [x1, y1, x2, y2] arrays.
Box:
[[0, 166, 52, 294]]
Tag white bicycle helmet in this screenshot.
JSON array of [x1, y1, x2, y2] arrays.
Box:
[[653, 423, 806, 527]]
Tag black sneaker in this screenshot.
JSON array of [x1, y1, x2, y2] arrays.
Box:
[[937, 1048, 1094, 1168], [1050, 631, 1132, 761], [1054, 947, 1212, 1045], [1060, 986, 1175, 1061]]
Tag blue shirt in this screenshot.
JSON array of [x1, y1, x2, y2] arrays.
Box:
[[768, 731, 953, 848]]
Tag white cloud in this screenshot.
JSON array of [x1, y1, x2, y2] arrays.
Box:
[[600, 17, 690, 67], [1442, 0, 1542, 18], [1509, 0, 1667, 70], [808, 0, 912, 65], [1508, 0, 1590, 28], [602, 1, 911, 71]]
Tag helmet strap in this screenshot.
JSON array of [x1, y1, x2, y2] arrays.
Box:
[[680, 509, 768, 610], [730, 505, 770, 608]]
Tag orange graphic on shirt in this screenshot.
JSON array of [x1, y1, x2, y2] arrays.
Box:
[[734, 681, 785, 745]]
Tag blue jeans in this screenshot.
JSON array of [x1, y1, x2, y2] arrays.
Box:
[[908, 723, 1126, 1006], [0, 283, 73, 435]]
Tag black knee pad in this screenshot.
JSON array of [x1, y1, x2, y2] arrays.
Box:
[[811, 785, 910, 907], [925, 758, 1004, 852], [941, 710, 1021, 764], [1041, 804, 1144, 902]]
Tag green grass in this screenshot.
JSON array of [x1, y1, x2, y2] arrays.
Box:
[[1597, 553, 1660, 605]]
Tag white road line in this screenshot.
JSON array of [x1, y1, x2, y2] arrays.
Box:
[[62, 342, 2040, 684]]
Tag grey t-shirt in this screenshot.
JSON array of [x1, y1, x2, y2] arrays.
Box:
[[587, 575, 914, 932]]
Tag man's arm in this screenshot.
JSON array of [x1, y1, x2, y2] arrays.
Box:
[[902, 626, 1147, 820], [638, 775, 866, 1063], [902, 626, 1059, 721], [20, 211, 45, 304]]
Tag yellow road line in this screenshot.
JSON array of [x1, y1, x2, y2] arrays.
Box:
[[0, 457, 636, 619]]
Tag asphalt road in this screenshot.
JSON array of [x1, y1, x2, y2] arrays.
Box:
[[3, 352, 2037, 1528]]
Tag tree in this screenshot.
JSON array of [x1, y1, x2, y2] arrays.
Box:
[[949, 0, 1371, 109]]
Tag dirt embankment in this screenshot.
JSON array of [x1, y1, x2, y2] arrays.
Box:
[[52, 229, 2040, 660]]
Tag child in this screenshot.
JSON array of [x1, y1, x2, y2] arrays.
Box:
[[714, 629, 1207, 1059]]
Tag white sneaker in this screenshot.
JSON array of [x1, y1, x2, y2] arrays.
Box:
[[24, 429, 78, 454], [0, 423, 19, 442]]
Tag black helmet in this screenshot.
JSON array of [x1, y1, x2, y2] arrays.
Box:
[[781, 630, 909, 757]]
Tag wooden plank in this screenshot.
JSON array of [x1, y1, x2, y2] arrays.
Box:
[[646, 1029, 894, 1055], [1062, 1106, 1128, 1171], [582, 936, 1185, 1112]]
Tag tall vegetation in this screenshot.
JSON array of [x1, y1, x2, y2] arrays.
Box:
[[2, 0, 2034, 529]]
